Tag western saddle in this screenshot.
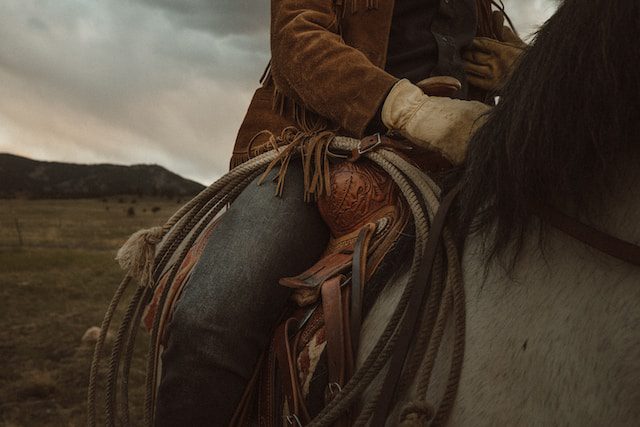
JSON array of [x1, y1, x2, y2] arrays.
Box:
[[229, 77, 462, 426]]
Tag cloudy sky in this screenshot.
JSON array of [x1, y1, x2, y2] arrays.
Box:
[[0, 0, 557, 184]]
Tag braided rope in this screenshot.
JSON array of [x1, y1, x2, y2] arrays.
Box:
[[305, 144, 433, 426], [87, 275, 132, 427], [378, 150, 467, 426], [353, 187, 446, 425], [88, 135, 466, 427], [152, 149, 283, 277], [88, 150, 276, 426], [105, 285, 145, 426], [144, 170, 263, 425], [349, 147, 453, 426], [397, 252, 445, 394], [119, 288, 152, 425], [326, 138, 466, 426], [417, 277, 454, 396], [398, 230, 464, 426], [431, 231, 466, 426]]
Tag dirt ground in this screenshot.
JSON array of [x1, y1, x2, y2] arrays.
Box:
[[0, 197, 182, 426]]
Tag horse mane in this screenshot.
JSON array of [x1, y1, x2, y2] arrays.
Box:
[[456, 0, 640, 264]]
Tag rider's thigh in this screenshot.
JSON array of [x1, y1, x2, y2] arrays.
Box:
[[155, 162, 328, 426]]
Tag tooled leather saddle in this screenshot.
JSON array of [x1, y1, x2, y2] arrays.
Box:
[[230, 157, 411, 426]]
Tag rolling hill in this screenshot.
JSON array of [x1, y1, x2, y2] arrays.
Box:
[[0, 153, 205, 198]]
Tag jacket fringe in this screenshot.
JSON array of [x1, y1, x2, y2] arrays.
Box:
[[232, 62, 333, 174], [245, 126, 336, 202], [230, 137, 281, 170]]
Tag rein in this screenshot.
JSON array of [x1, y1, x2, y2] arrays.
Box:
[[538, 207, 640, 266], [372, 184, 463, 425]]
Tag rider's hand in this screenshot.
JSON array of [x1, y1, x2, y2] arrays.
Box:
[[463, 11, 527, 92], [381, 79, 490, 164]]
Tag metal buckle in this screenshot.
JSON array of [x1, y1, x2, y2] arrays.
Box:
[[328, 382, 342, 395], [285, 414, 302, 426], [357, 132, 383, 155]]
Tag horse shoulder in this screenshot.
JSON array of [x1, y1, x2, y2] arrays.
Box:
[[445, 230, 640, 426]]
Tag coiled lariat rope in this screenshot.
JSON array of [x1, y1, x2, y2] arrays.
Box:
[[88, 149, 280, 426], [87, 136, 466, 426]]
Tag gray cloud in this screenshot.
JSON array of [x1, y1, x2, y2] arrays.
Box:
[[138, 0, 269, 36], [503, 0, 558, 41], [0, 0, 555, 184], [0, 0, 270, 182]]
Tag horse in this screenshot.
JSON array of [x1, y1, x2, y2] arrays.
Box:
[[88, 0, 639, 424], [353, 0, 640, 424]]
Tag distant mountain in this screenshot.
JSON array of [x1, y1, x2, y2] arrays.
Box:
[[0, 153, 206, 199]]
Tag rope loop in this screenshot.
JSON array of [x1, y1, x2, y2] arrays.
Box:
[[399, 400, 435, 426], [116, 225, 165, 287]]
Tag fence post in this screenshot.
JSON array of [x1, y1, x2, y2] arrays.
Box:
[[14, 218, 23, 247]]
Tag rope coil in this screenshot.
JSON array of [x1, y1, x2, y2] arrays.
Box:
[[87, 135, 465, 426]]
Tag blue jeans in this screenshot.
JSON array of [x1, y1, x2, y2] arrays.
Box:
[[155, 163, 328, 426]]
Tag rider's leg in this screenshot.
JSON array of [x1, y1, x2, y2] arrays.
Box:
[[155, 163, 328, 426]]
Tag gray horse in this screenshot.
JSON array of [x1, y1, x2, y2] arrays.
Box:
[[90, 0, 639, 424], [357, 0, 640, 424]]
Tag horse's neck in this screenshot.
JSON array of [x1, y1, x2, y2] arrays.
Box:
[[583, 164, 640, 246], [447, 167, 640, 425]]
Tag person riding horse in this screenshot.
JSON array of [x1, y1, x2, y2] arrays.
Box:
[[154, 1, 524, 424]]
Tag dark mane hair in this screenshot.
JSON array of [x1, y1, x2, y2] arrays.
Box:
[[457, 0, 640, 262]]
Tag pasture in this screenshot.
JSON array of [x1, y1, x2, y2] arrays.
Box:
[[0, 198, 181, 426]]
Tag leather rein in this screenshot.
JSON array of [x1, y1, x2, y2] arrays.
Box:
[[538, 207, 640, 267]]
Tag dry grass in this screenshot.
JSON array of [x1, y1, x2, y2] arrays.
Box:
[[0, 197, 181, 426]]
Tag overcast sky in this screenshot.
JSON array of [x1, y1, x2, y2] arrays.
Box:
[[0, 0, 557, 184]]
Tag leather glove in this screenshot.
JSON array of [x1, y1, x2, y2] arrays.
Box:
[[381, 79, 491, 164], [463, 11, 527, 92]]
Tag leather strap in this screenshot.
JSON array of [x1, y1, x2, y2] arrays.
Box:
[[350, 223, 376, 356], [228, 352, 265, 427], [321, 275, 349, 400], [274, 319, 298, 422], [257, 340, 278, 427], [321, 275, 353, 427], [372, 184, 462, 425], [346, 134, 413, 162], [274, 317, 311, 425], [538, 206, 640, 266]]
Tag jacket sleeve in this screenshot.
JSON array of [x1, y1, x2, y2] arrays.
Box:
[[270, 0, 398, 137]]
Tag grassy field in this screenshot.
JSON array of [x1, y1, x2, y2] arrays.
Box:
[[0, 197, 183, 426]]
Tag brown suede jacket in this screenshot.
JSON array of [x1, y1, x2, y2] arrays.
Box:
[[230, 0, 500, 168]]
